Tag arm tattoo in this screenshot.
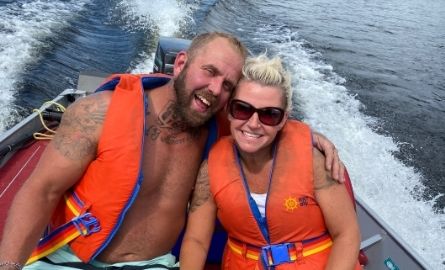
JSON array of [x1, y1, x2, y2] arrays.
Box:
[[189, 162, 211, 212], [53, 132, 96, 160], [314, 176, 338, 191], [53, 96, 107, 160]]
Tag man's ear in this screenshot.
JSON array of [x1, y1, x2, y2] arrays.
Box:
[[173, 51, 187, 76]]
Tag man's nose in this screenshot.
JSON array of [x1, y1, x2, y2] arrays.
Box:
[[208, 77, 224, 96]]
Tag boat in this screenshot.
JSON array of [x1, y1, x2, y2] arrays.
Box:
[[0, 37, 431, 270]]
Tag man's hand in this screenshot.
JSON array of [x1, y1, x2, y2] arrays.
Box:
[[312, 131, 345, 183]]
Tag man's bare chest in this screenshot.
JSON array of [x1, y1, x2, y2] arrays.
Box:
[[139, 130, 207, 200], [141, 97, 209, 198]]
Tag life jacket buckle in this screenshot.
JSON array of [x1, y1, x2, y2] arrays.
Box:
[[261, 242, 294, 267], [72, 213, 101, 236]]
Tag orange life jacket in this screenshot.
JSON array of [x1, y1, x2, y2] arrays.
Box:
[[28, 73, 172, 263], [208, 120, 359, 269]]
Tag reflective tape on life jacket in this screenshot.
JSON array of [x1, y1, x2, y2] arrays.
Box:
[[27, 193, 100, 264], [227, 232, 332, 268]]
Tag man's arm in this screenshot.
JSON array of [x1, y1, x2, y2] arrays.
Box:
[[0, 92, 110, 266], [312, 131, 345, 182], [180, 161, 217, 270]]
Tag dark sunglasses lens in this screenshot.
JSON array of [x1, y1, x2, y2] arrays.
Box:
[[258, 108, 284, 126], [230, 101, 254, 120]]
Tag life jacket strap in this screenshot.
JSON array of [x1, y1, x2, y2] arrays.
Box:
[[227, 232, 332, 268], [26, 199, 101, 265], [72, 213, 101, 236]]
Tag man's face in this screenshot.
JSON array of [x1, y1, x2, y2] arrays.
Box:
[[173, 38, 244, 127]]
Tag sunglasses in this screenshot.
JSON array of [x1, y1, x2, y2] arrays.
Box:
[[229, 99, 285, 126]]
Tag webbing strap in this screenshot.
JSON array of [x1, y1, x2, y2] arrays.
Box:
[[227, 233, 332, 268], [26, 196, 100, 265], [233, 141, 279, 244]]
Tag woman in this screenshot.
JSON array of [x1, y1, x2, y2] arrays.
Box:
[[180, 54, 361, 269]]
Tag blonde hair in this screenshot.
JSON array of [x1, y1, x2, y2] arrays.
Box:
[[241, 54, 293, 111]]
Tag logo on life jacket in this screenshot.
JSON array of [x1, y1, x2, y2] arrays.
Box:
[[284, 196, 299, 212], [284, 196, 310, 212]]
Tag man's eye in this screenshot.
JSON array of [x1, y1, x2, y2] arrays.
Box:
[[205, 68, 215, 75], [223, 82, 233, 92]]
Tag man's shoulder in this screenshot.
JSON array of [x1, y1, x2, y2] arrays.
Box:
[[63, 91, 111, 126], [75, 90, 112, 108]]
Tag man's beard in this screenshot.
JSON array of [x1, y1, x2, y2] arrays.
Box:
[[173, 67, 216, 128]]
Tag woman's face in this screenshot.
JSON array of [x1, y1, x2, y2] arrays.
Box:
[[229, 80, 288, 156]]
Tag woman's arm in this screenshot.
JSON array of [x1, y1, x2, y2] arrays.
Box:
[[180, 160, 217, 270], [313, 148, 360, 270]]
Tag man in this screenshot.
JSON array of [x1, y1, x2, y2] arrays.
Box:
[[0, 32, 343, 269]]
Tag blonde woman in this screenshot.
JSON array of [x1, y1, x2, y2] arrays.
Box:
[[180, 54, 361, 270]]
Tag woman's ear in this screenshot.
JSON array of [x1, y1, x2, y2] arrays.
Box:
[[173, 51, 187, 77], [278, 111, 289, 130]]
